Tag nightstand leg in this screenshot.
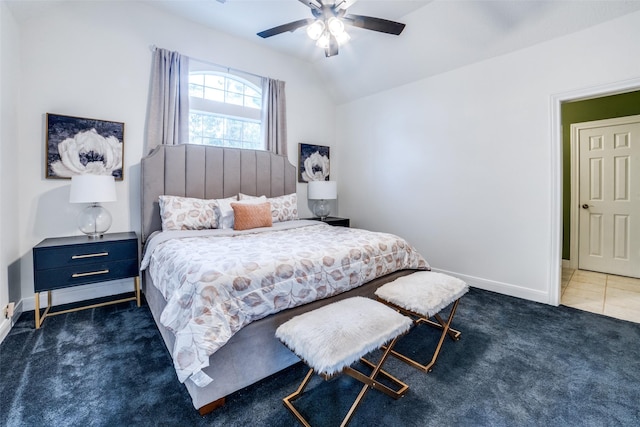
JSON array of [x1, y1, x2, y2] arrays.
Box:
[[34, 291, 52, 329], [34, 292, 40, 329], [134, 276, 141, 307]]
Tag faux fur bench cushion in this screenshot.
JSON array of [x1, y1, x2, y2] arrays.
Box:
[[375, 271, 469, 318], [276, 297, 412, 376]]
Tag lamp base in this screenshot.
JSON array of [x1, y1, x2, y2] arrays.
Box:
[[312, 199, 331, 220], [78, 203, 112, 239]]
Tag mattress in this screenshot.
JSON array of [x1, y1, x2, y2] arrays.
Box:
[[141, 220, 429, 386]]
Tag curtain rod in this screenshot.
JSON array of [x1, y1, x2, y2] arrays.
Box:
[[150, 45, 268, 81]]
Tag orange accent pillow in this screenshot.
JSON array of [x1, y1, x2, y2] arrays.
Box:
[[231, 202, 273, 230]]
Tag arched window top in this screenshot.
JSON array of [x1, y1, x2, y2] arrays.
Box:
[[188, 72, 261, 109], [188, 70, 263, 149]]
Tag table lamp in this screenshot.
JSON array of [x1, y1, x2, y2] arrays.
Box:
[[308, 180, 337, 220], [69, 174, 117, 238]]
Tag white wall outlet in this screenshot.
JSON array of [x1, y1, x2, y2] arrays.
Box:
[[4, 302, 15, 319]]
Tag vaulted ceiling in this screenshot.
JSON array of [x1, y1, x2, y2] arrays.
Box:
[[142, 0, 640, 103], [7, 0, 640, 103]]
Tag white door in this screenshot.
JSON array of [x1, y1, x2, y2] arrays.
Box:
[[577, 115, 640, 278]]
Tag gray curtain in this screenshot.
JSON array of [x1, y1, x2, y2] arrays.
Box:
[[145, 48, 189, 154], [261, 78, 288, 156]]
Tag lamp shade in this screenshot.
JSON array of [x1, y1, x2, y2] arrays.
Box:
[[308, 180, 337, 200], [69, 174, 117, 203]]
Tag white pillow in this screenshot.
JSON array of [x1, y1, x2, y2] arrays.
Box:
[[216, 196, 266, 229], [238, 193, 298, 223]]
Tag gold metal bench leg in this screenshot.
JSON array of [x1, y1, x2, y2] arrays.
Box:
[[340, 335, 408, 427], [283, 335, 409, 427], [283, 368, 315, 427], [385, 298, 463, 373]]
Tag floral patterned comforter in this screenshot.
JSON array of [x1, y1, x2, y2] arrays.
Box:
[[143, 220, 429, 384]]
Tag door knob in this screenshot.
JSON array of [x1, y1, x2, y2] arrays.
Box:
[[582, 204, 590, 209]]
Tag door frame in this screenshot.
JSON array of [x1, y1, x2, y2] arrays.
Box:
[[549, 77, 640, 306], [569, 114, 640, 272]]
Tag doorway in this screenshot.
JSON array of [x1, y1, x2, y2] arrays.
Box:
[[571, 115, 640, 278], [556, 88, 640, 322]]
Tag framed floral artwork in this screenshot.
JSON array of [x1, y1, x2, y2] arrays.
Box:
[[298, 143, 330, 183], [46, 113, 124, 180]]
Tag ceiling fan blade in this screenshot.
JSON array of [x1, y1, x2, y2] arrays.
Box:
[[325, 34, 339, 57], [344, 14, 406, 35], [297, 0, 322, 11], [257, 19, 314, 38]]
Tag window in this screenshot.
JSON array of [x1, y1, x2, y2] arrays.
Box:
[[188, 71, 263, 149]]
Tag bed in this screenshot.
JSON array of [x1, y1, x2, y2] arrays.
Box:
[[140, 144, 428, 414]]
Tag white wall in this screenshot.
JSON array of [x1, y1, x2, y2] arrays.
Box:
[[0, 1, 21, 341], [336, 10, 640, 304], [11, 1, 335, 312]]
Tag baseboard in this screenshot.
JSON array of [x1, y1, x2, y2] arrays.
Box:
[[21, 278, 136, 312], [0, 300, 23, 344], [430, 268, 549, 305], [0, 317, 11, 344]]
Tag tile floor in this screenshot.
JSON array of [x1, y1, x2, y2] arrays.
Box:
[[561, 267, 640, 324]]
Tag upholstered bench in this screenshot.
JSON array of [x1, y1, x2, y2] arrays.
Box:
[[276, 296, 413, 427], [375, 271, 469, 373]]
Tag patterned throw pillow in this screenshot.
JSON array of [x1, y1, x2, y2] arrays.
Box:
[[159, 195, 217, 231], [238, 193, 298, 223], [231, 202, 273, 230]]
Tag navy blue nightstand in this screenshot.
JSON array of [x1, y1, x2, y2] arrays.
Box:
[[32, 232, 140, 328], [305, 216, 350, 227]]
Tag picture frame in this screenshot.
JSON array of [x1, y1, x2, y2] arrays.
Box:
[[298, 143, 330, 183], [46, 113, 125, 180]]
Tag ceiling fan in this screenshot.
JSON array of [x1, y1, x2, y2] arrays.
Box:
[[257, 0, 406, 57]]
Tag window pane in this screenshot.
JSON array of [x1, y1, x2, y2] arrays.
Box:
[[189, 113, 203, 132], [245, 86, 260, 98], [243, 122, 261, 143], [226, 79, 244, 96], [225, 118, 243, 141], [189, 74, 203, 85], [226, 90, 243, 106], [226, 79, 243, 106], [189, 83, 203, 98], [201, 114, 214, 136], [204, 74, 224, 90], [245, 95, 261, 109], [211, 116, 224, 138]]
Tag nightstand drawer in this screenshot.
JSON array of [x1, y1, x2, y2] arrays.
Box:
[[33, 259, 139, 292], [34, 239, 137, 270]]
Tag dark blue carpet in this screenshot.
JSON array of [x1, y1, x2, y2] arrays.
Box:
[[1, 288, 639, 426]]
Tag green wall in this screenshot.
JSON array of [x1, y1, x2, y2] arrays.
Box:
[[561, 90, 640, 260]]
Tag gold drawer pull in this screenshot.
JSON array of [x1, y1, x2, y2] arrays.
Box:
[[72, 252, 109, 260], [72, 269, 109, 278]]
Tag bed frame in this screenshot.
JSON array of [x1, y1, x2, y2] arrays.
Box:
[[140, 144, 415, 414]]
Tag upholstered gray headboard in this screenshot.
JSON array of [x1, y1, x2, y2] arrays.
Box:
[[140, 144, 297, 243]]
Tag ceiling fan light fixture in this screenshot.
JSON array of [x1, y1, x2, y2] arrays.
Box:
[[316, 32, 330, 49], [306, 20, 325, 40], [257, 0, 405, 58], [335, 31, 350, 45], [327, 17, 344, 36]]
